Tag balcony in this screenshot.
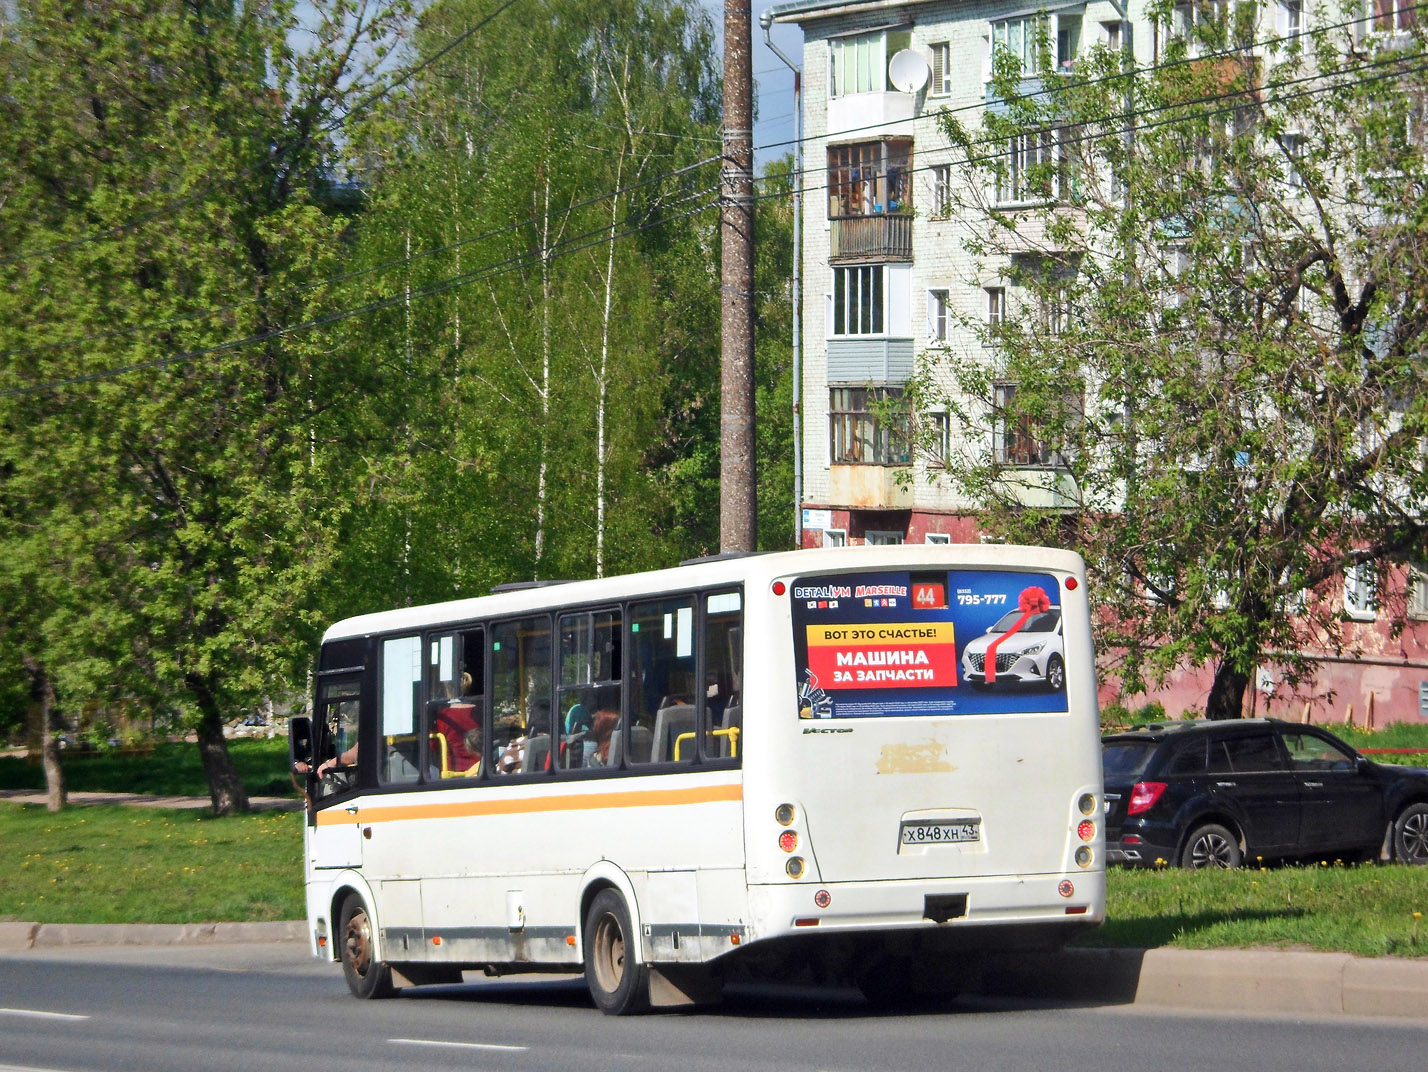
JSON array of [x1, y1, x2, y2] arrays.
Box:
[[829, 464, 914, 511], [829, 214, 912, 263]]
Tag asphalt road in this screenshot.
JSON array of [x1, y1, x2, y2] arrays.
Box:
[[2, 943, 1425, 1072]]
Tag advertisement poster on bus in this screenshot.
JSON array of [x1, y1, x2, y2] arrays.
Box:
[[790, 569, 1068, 718]]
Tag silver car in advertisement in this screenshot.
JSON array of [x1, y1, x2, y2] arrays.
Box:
[[959, 606, 1065, 691]]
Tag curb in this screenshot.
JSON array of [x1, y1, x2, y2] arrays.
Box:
[[981, 947, 1428, 1020], [0, 920, 305, 951]]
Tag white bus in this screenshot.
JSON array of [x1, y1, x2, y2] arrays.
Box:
[[290, 545, 1105, 1013]]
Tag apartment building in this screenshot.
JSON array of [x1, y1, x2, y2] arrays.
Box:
[[765, 0, 1428, 723]]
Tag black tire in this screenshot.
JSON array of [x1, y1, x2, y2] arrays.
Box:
[[339, 893, 395, 999], [1391, 802, 1428, 866], [583, 889, 649, 1015], [1181, 823, 1243, 870], [1045, 654, 1066, 692]]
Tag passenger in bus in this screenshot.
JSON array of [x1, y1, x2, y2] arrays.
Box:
[[434, 701, 481, 774], [294, 741, 357, 778], [494, 708, 527, 775], [588, 708, 620, 767]]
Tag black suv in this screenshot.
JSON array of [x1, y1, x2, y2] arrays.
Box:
[[1102, 718, 1428, 869]]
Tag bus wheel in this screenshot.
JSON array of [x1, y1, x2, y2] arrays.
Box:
[[339, 893, 395, 999], [583, 889, 649, 1015]]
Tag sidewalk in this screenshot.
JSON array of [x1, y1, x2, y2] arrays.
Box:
[[0, 788, 301, 811]]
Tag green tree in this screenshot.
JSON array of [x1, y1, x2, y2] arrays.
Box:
[[929, 11, 1428, 718], [333, 0, 727, 604], [0, 0, 412, 810]]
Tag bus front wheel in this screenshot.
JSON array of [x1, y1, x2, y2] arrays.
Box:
[[583, 889, 649, 1015], [339, 893, 395, 999]]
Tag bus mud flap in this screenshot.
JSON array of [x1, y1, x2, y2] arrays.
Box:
[[648, 964, 722, 1008]]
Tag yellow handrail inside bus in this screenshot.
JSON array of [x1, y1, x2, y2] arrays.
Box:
[[672, 726, 739, 761]]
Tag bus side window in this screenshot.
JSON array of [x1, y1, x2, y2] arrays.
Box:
[[627, 596, 696, 766], [702, 591, 743, 760], [381, 635, 423, 785], [490, 615, 553, 776], [558, 609, 622, 769]]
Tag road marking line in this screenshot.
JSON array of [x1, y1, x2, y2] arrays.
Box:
[[390, 1038, 528, 1053], [0, 1064, 87, 1072], [0, 1008, 90, 1021]]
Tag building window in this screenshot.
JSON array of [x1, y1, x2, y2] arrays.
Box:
[[997, 128, 1067, 204], [1102, 19, 1122, 50], [930, 41, 953, 95], [927, 289, 951, 341], [1344, 562, 1378, 620], [991, 14, 1045, 74], [993, 382, 1045, 465], [986, 286, 1006, 325], [925, 409, 950, 465], [1409, 564, 1428, 620], [931, 164, 952, 216], [1282, 132, 1305, 187], [1281, 0, 1303, 37], [991, 379, 1084, 466], [828, 140, 911, 217], [925, 532, 952, 545], [824, 528, 848, 547], [1373, 0, 1418, 32], [830, 27, 912, 97], [831, 265, 885, 336], [865, 530, 905, 545], [829, 387, 911, 465]]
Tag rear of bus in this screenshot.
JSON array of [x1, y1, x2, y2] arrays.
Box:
[[737, 546, 1104, 993]]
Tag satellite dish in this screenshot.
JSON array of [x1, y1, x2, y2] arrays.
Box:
[[888, 49, 930, 94]]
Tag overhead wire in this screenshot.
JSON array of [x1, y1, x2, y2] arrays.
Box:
[[1, 186, 722, 399]]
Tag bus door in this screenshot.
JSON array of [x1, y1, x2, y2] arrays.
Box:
[[311, 675, 364, 871]]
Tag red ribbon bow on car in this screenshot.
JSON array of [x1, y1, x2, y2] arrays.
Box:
[[983, 586, 1051, 685]]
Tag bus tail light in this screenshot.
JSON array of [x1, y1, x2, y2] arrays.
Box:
[[1077, 819, 1095, 842], [786, 857, 806, 879], [1075, 846, 1093, 868], [1127, 782, 1167, 816], [1077, 793, 1097, 815], [778, 831, 798, 853]]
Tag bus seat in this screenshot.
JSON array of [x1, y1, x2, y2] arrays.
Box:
[[652, 704, 696, 763], [610, 723, 652, 766], [719, 705, 741, 757], [522, 733, 551, 773]]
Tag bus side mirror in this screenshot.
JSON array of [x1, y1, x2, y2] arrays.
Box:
[[290, 716, 314, 769]]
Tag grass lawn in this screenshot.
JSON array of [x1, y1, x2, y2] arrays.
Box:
[[1084, 863, 1428, 957], [0, 738, 296, 799], [0, 803, 304, 924]]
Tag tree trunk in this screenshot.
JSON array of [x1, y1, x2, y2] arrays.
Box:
[[189, 675, 250, 814], [22, 655, 65, 812], [1205, 662, 1250, 721]]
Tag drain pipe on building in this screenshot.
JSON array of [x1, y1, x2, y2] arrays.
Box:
[[760, 11, 803, 548]]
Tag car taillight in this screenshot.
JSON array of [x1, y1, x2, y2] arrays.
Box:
[[1127, 781, 1167, 816]]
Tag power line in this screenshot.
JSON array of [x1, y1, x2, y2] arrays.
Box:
[[0, 153, 720, 361], [2, 189, 721, 400], [746, 42, 1428, 195], [750, 6, 1418, 155]]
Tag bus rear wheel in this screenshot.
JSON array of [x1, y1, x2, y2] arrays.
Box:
[[583, 889, 649, 1015], [339, 893, 395, 999]]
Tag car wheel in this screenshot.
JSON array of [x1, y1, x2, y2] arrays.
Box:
[[339, 893, 395, 999], [1391, 802, 1428, 866], [1045, 654, 1066, 692], [583, 889, 649, 1015], [1181, 823, 1242, 870]]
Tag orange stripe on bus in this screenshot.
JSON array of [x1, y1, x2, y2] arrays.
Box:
[[314, 782, 743, 826]]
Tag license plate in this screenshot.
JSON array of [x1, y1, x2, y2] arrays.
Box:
[[900, 819, 980, 845]]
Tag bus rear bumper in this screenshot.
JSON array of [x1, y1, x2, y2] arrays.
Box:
[[748, 869, 1106, 944]]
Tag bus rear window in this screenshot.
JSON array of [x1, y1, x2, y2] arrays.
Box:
[[789, 568, 1070, 718]]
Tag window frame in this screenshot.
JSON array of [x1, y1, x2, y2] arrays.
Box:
[[829, 385, 912, 466]]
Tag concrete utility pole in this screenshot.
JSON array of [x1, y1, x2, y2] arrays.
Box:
[[720, 0, 756, 553]]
